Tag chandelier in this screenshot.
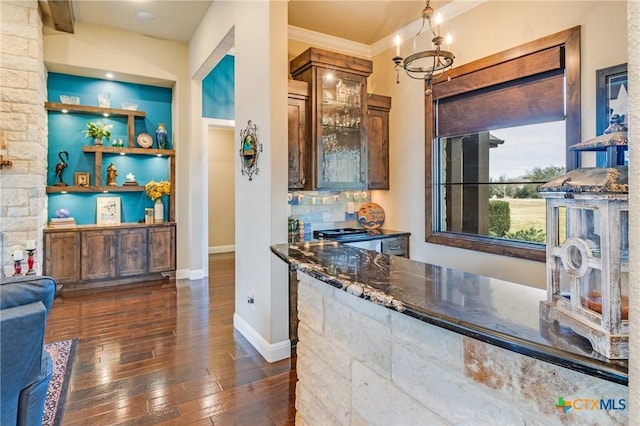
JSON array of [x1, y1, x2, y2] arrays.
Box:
[[392, 0, 454, 96]]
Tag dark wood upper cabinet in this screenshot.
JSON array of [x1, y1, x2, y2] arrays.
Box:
[[367, 94, 391, 190], [288, 48, 391, 191], [288, 80, 309, 189]]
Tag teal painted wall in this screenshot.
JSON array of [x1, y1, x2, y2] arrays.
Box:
[[202, 55, 234, 119], [47, 73, 172, 224]]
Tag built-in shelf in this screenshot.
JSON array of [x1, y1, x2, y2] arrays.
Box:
[[45, 102, 146, 118], [45, 96, 175, 221], [82, 145, 175, 157], [46, 185, 145, 193], [45, 102, 146, 148]]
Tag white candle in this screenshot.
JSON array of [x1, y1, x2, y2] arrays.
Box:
[[26, 240, 36, 250], [435, 12, 443, 35], [395, 34, 401, 56], [13, 250, 24, 261]]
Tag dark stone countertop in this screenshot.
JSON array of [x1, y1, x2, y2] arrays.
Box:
[[271, 241, 628, 385]]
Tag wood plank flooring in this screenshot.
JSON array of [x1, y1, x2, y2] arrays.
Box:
[[45, 252, 296, 425]]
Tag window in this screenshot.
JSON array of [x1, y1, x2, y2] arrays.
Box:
[[426, 26, 581, 262]]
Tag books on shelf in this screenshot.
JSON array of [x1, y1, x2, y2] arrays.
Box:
[[48, 217, 76, 228]]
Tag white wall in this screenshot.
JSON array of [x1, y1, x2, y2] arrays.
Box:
[[369, 1, 628, 289], [189, 1, 290, 361], [208, 127, 235, 251]]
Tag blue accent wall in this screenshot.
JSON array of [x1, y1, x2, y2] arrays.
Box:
[[47, 73, 172, 224], [202, 55, 234, 119]]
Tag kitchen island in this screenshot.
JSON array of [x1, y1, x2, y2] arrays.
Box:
[[271, 241, 628, 425]]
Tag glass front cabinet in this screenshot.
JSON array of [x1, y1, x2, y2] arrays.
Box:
[[290, 48, 373, 189]]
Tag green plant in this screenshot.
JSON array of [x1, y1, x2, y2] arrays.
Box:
[[489, 200, 511, 237], [504, 227, 546, 243], [82, 121, 112, 141]]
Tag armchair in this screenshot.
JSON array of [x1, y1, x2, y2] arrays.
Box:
[[1, 275, 56, 426]]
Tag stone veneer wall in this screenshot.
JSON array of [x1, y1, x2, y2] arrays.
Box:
[[0, 0, 47, 277], [295, 272, 628, 425]]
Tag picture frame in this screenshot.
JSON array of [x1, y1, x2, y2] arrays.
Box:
[[596, 63, 627, 136], [96, 197, 121, 225], [75, 171, 90, 187]]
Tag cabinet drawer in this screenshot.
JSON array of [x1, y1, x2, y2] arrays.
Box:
[[381, 237, 408, 257]]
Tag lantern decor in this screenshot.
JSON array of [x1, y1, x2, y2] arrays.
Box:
[[538, 115, 629, 359]]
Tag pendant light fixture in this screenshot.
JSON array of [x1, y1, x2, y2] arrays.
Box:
[[392, 0, 454, 96]]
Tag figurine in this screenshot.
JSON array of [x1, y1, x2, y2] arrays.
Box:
[[106, 162, 118, 186], [53, 151, 69, 186]]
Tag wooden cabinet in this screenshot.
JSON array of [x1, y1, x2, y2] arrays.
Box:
[[367, 94, 391, 190], [291, 48, 373, 190], [81, 230, 116, 281], [44, 223, 176, 292], [148, 225, 176, 273], [288, 80, 309, 189], [117, 227, 147, 276], [43, 231, 80, 284], [289, 48, 391, 190]]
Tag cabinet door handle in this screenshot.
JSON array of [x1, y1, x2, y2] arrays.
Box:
[[301, 177, 306, 185], [388, 245, 401, 250]]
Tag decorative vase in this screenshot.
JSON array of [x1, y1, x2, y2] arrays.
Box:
[[154, 198, 164, 223], [155, 123, 168, 149], [95, 137, 103, 146]]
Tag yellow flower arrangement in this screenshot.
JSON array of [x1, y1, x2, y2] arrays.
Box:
[[145, 180, 171, 200]]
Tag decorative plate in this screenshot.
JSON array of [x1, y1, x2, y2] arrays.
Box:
[[137, 133, 153, 148], [357, 202, 385, 229]]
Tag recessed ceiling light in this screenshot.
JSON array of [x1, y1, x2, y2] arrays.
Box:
[[105, 73, 114, 79], [136, 11, 155, 20]]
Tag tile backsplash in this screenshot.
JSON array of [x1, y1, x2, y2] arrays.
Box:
[[288, 190, 372, 233]]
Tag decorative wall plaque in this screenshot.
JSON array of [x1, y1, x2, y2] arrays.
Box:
[[239, 120, 262, 181]]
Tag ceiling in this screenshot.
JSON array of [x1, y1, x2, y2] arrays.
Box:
[[61, 0, 437, 45]]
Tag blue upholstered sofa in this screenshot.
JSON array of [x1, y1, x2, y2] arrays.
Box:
[[1, 275, 56, 426]]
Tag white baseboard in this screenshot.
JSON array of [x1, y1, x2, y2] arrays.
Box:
[[175, 269, 205, 280], [209, 245, 235, 254], [233, 313, 291, 362], [176, 269, 190, 280]]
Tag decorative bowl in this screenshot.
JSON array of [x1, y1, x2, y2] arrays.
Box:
[[121, 103, 138, 111], [60, 95, 80, 105]]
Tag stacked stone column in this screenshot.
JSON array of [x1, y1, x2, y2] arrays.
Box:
[[0, 0, 47, 276]]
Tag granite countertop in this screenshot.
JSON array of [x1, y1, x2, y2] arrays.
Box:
[[271, 241, 628, 385]]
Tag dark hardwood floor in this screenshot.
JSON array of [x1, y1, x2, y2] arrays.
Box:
[[45, 252, 297, 425]]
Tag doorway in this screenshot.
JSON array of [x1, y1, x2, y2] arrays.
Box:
[[206, 121, 236, 254]]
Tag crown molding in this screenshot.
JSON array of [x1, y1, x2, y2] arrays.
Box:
[[288, 25, 372, 59]]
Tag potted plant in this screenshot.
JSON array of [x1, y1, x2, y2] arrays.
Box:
[[82, 121, 112, 145]]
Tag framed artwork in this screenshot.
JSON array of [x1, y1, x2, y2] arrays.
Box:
[[75, 171, 90, 187], [596, 63, 627, 136], [96, 197, 121, 225]]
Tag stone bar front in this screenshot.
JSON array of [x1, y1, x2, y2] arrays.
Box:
[[271, 241, 628, 425]]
